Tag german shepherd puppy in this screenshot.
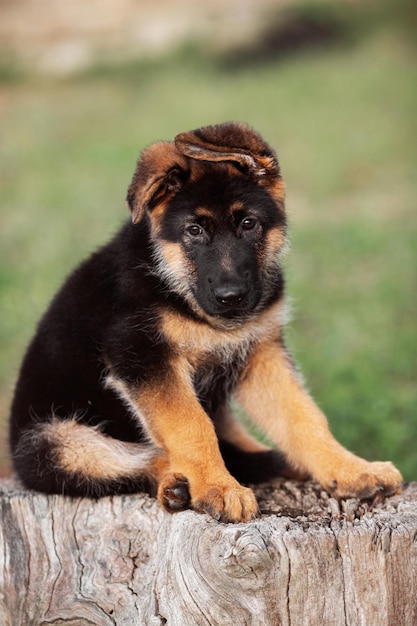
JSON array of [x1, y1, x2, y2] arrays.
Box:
[[10, 122, 402, 522]]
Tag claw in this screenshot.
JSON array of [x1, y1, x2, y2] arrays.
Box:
[[172, 484, 190, 501], [164, 495, 189, 511], [368, 491, 383, 511]]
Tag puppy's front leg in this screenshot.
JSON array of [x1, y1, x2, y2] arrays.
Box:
[[236, 340, 402, 500], [110, 358, 258, 523]]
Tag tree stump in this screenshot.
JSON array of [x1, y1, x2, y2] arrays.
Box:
[[0, 478, 416, 626]]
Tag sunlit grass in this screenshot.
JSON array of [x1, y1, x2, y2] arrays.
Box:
[[0, 2, 415, 476]]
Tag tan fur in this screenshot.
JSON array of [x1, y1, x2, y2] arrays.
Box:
[[236, 341, 403, 498], [159, 299, 285, 363], [108, 359, 258, 522], [127, 123, 402, 514], [153, 240, 191, 278], [267, 177, 286, 205], [151, 240, 196, 306], [214, 408, 269, 453], [228, 201, 244, 213], [13, 123, 402, 524], [147, 199, 172, 235], [119, 123, 401, 516], [127, 142, 189, 224], [194, 207, 216, 219], [42, 418, 159, 481], [265, 227, 285, 258], [175, 122, 280, 181]]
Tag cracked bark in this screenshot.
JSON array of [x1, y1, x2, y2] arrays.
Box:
[[0, 478, 416, 626]]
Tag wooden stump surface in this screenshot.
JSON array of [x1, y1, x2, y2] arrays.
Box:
[[0, 478, 416, 626]]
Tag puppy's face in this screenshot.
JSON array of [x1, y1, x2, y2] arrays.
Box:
[[153, 162, 286, 322], [127, 123, 287, 325]]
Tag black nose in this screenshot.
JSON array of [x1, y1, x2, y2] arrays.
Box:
[[213, 284, 246, 308]]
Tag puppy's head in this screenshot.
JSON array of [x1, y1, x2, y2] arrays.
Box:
[[127, 122, 286, 324]]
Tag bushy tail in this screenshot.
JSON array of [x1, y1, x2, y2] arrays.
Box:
[[12, 417, 159, 497]]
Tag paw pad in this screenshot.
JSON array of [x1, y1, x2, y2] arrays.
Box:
[[162, 476, 191, 512]]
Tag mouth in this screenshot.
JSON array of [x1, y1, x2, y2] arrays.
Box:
[[183, 286, 259, 329], [200, 289, 261, 322]]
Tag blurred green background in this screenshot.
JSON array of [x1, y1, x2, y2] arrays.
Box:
[[0, 0, 416, 478]]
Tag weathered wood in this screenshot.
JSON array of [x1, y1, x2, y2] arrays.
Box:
[[0, 478, 416, 626]]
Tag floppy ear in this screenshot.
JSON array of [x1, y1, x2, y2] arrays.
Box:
[[174, 122, 280, 179], [126, 142, 189, 224]]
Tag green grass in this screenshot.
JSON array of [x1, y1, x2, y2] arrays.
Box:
[[0, 2, 415, 477]]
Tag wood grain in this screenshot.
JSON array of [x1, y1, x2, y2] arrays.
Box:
[[0, 478, 416, 625]]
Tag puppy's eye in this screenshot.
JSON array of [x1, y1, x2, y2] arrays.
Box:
[[241, 217, 258, 231], [186, 224, 203, 237]]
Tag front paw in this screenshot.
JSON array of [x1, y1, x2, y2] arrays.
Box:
[[326, 459, 403, 500], [193, 481, 259, 523], [158, 473, 191, 512]]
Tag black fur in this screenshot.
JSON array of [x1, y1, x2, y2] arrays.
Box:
[[10, 128, 288, 498]]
